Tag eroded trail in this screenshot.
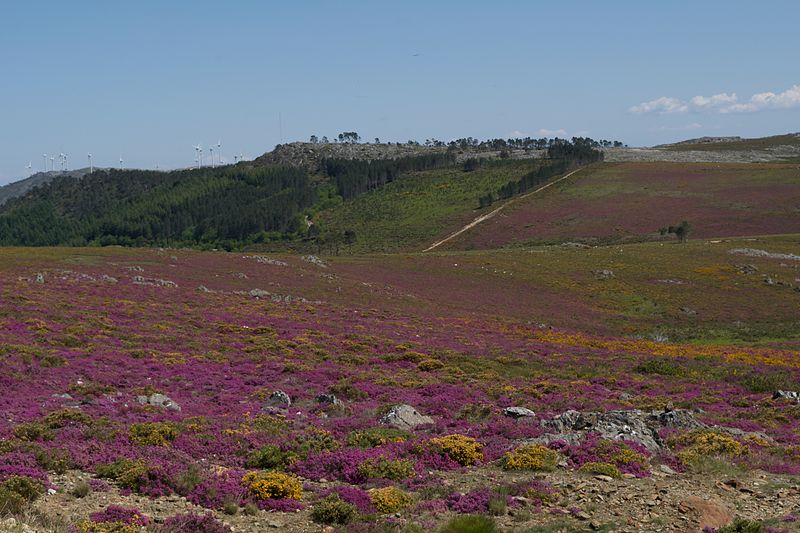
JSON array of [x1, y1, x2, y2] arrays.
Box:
[[422, 167, 582, 252]]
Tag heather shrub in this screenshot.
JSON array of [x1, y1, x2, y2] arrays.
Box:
[[429, 434, 483, 466], [347, 427, 410, 448], [456, 404, 493, 423], [311, 494, 357, 525], [501, 444, 558, 471], [553, 435, 650, 477], [370, 486, 414, 513], [635, 358, 685, 376], [322, 485, 376, 514], [129, 421, 180, 446], [439, 515, 499, 533], [89, 505, 149, 526], [172, 464, 204, 496], [0, 475, 44, 515], [329, 380, 368, 400], [578, 462, 621, 478], [242, 471, 303, 500], [245, 444, 298, 470], [155, 512, 231, 533], [357, 457, 415, 481]]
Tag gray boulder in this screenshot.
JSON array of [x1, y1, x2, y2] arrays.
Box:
[[773, 390, 800, 402], [503, 406, 536, 419], [264, 390, 292, 410], [380, 404, 433, 430], [137, 393, 181, 412], [316, 394, 340, 405]]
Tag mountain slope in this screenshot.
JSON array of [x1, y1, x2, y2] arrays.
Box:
[[0, 168, 92, 206]]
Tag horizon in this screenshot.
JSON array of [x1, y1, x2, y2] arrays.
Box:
[[2, 0, 799, 185]]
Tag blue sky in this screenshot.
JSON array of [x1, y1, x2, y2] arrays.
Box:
[[1, 0, 799, 184]]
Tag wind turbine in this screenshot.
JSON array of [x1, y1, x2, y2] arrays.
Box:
[[58, 153, 64, 171], [119, 155, 123, 168], [26, 162, 32, 176], [50, 156, 55, 171], [64, 153, 68, 171], [88, 154, 93, 173], [194, 144, 201, 169], [209, 145, 215, 168], [42, 154, 47, 172], [217, 139, 222, 165]]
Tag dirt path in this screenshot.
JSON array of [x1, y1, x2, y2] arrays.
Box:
[[422, 167, 583, 252]]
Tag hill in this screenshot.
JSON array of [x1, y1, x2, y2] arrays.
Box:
[[0, 168, 92, 206], [0, 138, 599, 249], [433, 161, 800, 251]]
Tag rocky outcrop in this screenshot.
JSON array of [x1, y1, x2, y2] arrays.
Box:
[[380, 404, 433, 430]]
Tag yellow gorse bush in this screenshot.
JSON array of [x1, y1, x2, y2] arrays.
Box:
[[243, 471, 303, 500], [369, 486, 414, 513], [501, 444, 559, 471], [430, 434, 483, 466]]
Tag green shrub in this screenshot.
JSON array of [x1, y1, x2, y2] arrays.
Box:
[[71, 480, 91, 498], [439, 515, 499, 533], [357, 457, 415, 480], [0, 476, 44, 516], [43, 408, 93, 429], [12, 422, 53, 442], [635, 359, 684, 376], [578, 462, 621, 478], [329, 380, 368, 401], [293, 428, 339, 457], [96, 459, 149, 490], [129, 421, 179, 446], [347, 427, 410, 448], [311, 494, 357, 525], [718, 517, 769, 533], [245, 444, 297, 469], [370, 486, 414, 513]]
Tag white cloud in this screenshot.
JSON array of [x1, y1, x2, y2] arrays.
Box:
[[723, 84, 800, 113], [538, 128, 567, 137], [631, 84, 800, 115], [629, 97, 688, 114], [690, 93, 737, 109]]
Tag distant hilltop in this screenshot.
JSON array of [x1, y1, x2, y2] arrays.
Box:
[[669, 136, 743, 145], [0, 168, 93, 207]]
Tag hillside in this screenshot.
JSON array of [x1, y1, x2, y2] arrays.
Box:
[[0, 168, 92, 206], [2, 236, 800, 531], [434, 161, 800, 251], [0, 138, 599, 249]]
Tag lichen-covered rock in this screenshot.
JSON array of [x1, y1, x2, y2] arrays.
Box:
[[503, 406, 536, 419], [137, 393, 181, 412], [264, 390, 292, 410], [380, 404, 433, 430]]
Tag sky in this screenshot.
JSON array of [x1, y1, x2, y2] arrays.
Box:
[[1, 0, 799, 184]]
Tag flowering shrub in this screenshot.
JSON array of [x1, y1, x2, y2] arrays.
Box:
[[552, 435, 650, 477], [89, 505, 150, 526], [242, 471, 303, 500], [672, 429, 748, 465], [370, 486, 414, 513], [245, 444, 298, 469], [95, 459, 150, 491], [155, 512, 231, 533], [320, 486, 376, 514], [429, 435, 483, 466], [501, 444, 559, 471]]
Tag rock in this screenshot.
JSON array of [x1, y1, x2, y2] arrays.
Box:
[[264, 390, 291, 410], [619, 392, 633, 401], [658, 464, 677, 475], [594, 475, 614, 482], [380, 404, 433, 430], [575, 511, 591, 520], [137, 393, 181, 412], [302, 255, 328, 268], [197, 285, 214, 293], [101, 275, 118, 283], [680, 307, 697, 316], [737, 264, 759, 275], [35, 273, 45, 283], [773, 390, 800, 402], [249, 289, 272, 298], [316, 394, 340, 405], [539, 408, 706, 452], [503, 406, 536, 419], [131, 276, 177, 288], [592, 269, 615, 280], [266, 520, 284, 528], [680, 496, 732, 531]]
